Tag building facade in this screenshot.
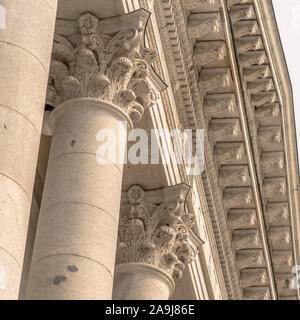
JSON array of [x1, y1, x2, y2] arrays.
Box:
[[0, 0, 299, 300]]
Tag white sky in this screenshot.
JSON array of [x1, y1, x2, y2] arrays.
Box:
[[272, 0, 300, 164]]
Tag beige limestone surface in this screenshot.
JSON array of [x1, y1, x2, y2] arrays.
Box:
[[113, 263, 175, 300], [26, 98, 131, 299], [0, 0, 57, 299]]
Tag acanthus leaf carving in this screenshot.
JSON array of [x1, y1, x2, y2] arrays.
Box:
[[47, 13, 158, 123], [116, 185, 198, 280]]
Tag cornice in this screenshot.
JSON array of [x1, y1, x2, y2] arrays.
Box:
[[226, 0, 300, 300], [148, 0, 300, 300], [171, 0, 299, 300], [180, 0, 277, 300], [221, 0, 277, 300], [256, 0, 300, 301]]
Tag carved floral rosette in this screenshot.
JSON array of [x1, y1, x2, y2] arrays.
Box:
[[116, 185, 197, 280], [47, 13, 158, 122]]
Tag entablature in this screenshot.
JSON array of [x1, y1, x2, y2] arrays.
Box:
[[150, 0, 300, 300]]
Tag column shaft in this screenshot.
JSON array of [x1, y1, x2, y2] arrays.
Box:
[[113, 263, 174, 300], [26, 99, 130, 300], [0, 0, 57, 299]]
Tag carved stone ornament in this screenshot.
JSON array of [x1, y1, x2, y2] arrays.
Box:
[[47, 12, 159, 123], [116, 184, 198, 280]]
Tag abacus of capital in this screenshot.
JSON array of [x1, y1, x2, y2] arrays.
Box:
[[1, 0, 299, 301]]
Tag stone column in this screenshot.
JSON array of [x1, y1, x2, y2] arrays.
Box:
[[113, 184, 197, 300], [0, 0, 57, 299], [26, 11, 159, 300]]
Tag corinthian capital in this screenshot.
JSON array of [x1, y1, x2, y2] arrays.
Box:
[[116, 184, 198, 280], [47, 10, 162, 122]]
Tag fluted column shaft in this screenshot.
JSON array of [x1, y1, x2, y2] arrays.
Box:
[[0, 0, 57, 299]]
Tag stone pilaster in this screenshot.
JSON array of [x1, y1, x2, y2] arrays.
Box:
[[26, 10, 161, 300], [0, 0, 58, 299], [113, 184, 197, 300]]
